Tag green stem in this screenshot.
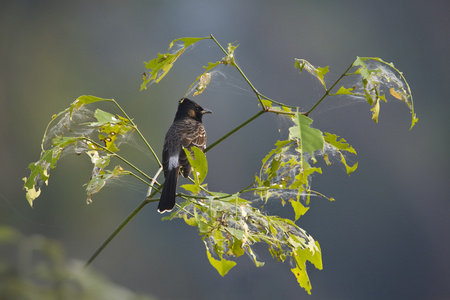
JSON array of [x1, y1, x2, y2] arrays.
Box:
[[209, 34, 228, 56], [305, 62, 354, 116], [108, 99, 162, 168], [124, 171, 159, 188], [209, 34, 266, 109], [84, 138, 154, 183], [84, 196, 159, 268], [205, 110, 265, 153]]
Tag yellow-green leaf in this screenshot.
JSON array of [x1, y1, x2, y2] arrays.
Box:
[[333, 85, 356, 95], [205, 245, 236, 277], [141, 37, 210, 90], [371, 98, 380, 123], [291, 266, 312, 295], [295, 59, 329, 90], [290, 199, 310, 221]]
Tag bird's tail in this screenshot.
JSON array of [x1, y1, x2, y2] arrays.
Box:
[[158, 167, 179, 213]]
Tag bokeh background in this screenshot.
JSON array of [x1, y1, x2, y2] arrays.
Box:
[[1, 1, 449, 299]]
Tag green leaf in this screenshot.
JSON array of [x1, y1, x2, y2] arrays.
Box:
[[246, 245, 265, 267], [204, 61, 222, 72], [225, 227, 245, 240], [229, 238, 245, 257], [333, 85, 357, 95], [40, 96, 113, 151], [93, 109, 118, 124], [221, 43, 239, 66], [185, 61, 222, 98], [290, 240, 323, 294], [323, 132, 358, 175], [141, 37, 210, 90], [371, 97, 380, 123], [323, 132, 356, 155], [184, 146, 208, 185], [204, 242, 236, 277], [295, 59, 329, 90], [290, 200, 310, 221], [84, 151, 126, 203], [261, 140, 293, 167], [75, 95, 112, 106], [88, 109, 134, 152], [289, 113, 324, 159], [291, 266, 312, 294], [351, 56, 418, 129], [183, 214, 198, 227], [23, 136, 85, 206], [180, 183, 201, 195], [342, 159, 358, 175]]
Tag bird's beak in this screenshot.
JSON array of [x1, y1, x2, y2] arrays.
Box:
[[201, 108, 213, 114]]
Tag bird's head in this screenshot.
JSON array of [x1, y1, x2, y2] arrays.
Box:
[[175, 98, 212, 122]]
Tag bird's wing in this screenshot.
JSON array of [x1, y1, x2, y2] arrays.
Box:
[[179, 120, 207, 151], [178, 120, 207, 177], [162, 124, 182, 178]]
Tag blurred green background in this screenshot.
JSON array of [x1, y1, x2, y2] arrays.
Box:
[[1, 1, 449, 299]]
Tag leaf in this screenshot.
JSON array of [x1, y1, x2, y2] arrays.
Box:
[[371, 97, 380, 123], [323, 132, 356, 155], [141, 37, 210, 90], [84, 151, 126, 203], [294, 59, 329, 90], [204, 242, 236, 277], [221, 43, 239, 66], [323, 132, 358, 175], [180, 183, 201, 195], [291, 266, 312, 294], [193, 72, 212, 96], [185, 61, 222, 98], [288, 113, 324, 159], [204, 61, 222, 72], [225, 227, 245, 240], [333, 85, 357, 95], [23, 136, 85, 206], [351, 56, 418, 129], [261, 140, 293, 167], [246, 245, 265, 267], [22, 182, 41, 207], [183, 214, 198, 227], [389, 87, 404, 100], [184, 146, 208, 184], [90, 109, 134, 152], [75, 95, 112, 106], [290, 199, 310, 221], [290, 239, 323, 294], [85, 165, 125, 204], [41, 96, 113, 151], [229, 238, 245, 257]]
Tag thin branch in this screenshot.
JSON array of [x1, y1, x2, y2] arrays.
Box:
[[209, 34, 266, 110], [305, 62, 354, 116], [83, 138, 154, 184], [146, 167, 163, 197], [123, 170, 159, 187], [205, 110, 265, 153], [107, 98, 162, 168], [84, 196, 159, 268]]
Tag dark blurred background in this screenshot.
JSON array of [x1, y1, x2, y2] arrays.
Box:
[[1, 1, 449, 299]]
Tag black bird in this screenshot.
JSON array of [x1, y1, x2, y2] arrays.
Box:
[[158, 98, 212, 213]]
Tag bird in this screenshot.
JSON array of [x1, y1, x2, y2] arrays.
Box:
[[158, 98, 212, 213]]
